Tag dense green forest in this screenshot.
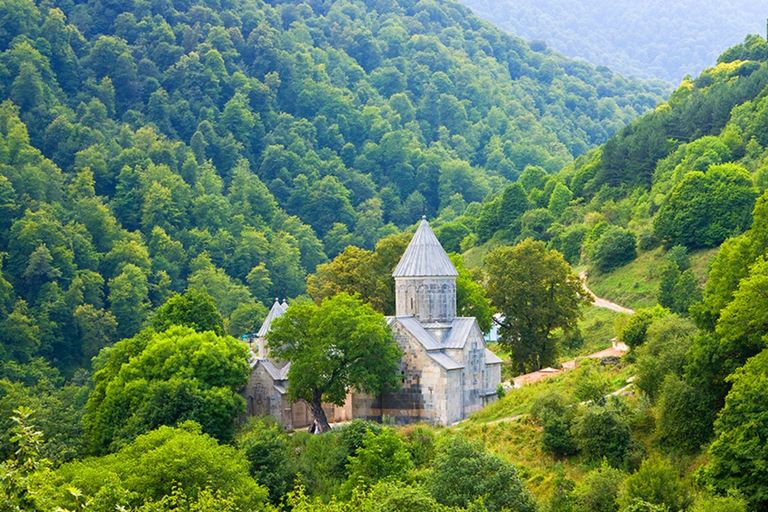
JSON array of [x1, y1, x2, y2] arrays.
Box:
[[437, 35, 768, 266], [457, 0, 766, 84], [0, 0, 668, 378], [7, 0, 768, 510]]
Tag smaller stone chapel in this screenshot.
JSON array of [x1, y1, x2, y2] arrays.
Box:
[[242, 217, 501, 428]]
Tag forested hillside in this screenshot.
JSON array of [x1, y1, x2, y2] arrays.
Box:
[[458, 0, 766, 84], [0, 0, 669, 377], [439, 35, 768, 267]]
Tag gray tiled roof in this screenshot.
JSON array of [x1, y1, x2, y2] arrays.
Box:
[[259, 359, 290, 381], [428, 352, 464, 371], [442, 318, 476, 349], [484, 348, 503, 365], [388, 316, 463, 370], [392, 218, 459, 278], [257, 298, 287, 338], [389, 316, 443, 351]]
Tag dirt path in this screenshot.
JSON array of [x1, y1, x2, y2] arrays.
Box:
[[579, 270, 635, 315]]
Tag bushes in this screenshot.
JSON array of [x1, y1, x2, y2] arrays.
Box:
[[341, 428, 412, 495], [571, 401, 632, 468], [589, 226, 637, 273], [237, 418, 296, 503], [531, 391, 577, 458], [618, 305, 669, 350], [399, 424, 436, 469], [51, 423, 267, 511], [574, 460, 624, 512], [619, 457, 691, 511], [426, 435, 536, 512]]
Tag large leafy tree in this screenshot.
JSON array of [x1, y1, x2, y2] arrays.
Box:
[[450, 253, 493, 333], [83, 326, 249, 454], [654, 163, 757, 250], [486, 238, 592, 373], [308, 232, 493, 329], [151, 288, 225, 336], [267, 293, 402, 432], [705, 348, 768, 508], [307, 232, 411, 315]]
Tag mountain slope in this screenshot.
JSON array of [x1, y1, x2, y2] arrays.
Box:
[[0, 0, 670, 371], [457, 0, 766, 84]]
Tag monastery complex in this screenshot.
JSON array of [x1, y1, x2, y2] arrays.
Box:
[[243, 218, 502, 428]]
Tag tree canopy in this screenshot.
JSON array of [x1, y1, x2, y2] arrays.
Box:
[[83, 326, 249, 454], [151, 288, 225, 336], [267, 293, 402, 432], [486, 239, 592, 372]]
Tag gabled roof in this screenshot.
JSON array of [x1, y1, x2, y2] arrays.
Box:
[[388, 316, 464, 371], [485, 348, 503, 365], [392, 217, 459, 278], [257, 298, 287, 338], [428, 352, 463, 371], [259, 359, 291, 381], [442, 318, 477, 349]]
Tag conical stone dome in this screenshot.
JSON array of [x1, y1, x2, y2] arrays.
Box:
[[393, 217, 458, 278]]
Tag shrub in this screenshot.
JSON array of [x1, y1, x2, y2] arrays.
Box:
[[543, 416, 578, 458], [637, 227, 660, 251], [341, 428, 413, 495], [689, 493, 748, 512], [53, 423, 267, 511], [292, 430, 348, 498], [427, 436, 536, 512], [530, 390, 571, 423], [573, 360, 612, 405], [399, 424, 436, 469], [362, 482, 444, 512], [571, 403, 631, 467], [618, 305, 669, 350], [339, 419, 383, 460], [237, 418, 296, 503], [618, 456, 691, 512], [531, 390, 577, 458], [589, 225, 637, 273], [574, 459, 625, 512]]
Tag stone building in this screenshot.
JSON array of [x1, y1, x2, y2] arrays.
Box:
[[242, 217, 501, 427], [243, 298, 352, 430]]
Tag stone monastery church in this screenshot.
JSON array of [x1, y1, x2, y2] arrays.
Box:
[[243, 218, 502, 428]]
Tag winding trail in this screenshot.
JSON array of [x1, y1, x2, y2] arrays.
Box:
[[579, 270, 635, 315]]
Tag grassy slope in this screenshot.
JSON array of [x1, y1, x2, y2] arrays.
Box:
[[452, 363, 636, 500], [585, 247, 718, 311], [561, 305, 626, 360]]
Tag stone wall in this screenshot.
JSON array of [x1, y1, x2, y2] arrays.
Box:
[[242, 361, 353, 430], [395, 277, 457, 322], [352, 320, 449, 424]]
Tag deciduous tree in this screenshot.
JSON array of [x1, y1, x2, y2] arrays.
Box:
[[486, 239, 591, 373], [83, 326, 249, 453], [267, 293, 401, 432]]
